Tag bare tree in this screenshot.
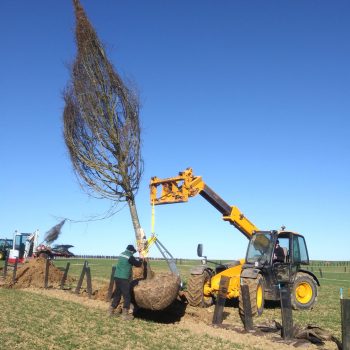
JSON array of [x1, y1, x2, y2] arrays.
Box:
[[63, 0, 145, 248]]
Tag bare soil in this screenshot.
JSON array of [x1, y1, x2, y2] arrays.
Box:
[[2, 257, 75, 289], [1, 258, 181, 311]]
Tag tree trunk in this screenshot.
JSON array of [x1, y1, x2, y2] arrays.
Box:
[[127, 198, 145, 250], [127, 198, 152, 279]]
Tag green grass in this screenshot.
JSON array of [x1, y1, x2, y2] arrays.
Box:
[[0, 288, 248, 350]]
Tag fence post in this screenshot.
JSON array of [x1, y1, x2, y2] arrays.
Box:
[[279, 283, 293, 340], [44, 258, 50, 289], [241, 283, 254, 331], [341, 295, 350, 350], [86, 266, 92, 298], [75, 260, 88, 294], [212, 275, 230, 325], [60, 262, 70, 289], [3, 257, 8, 278], [12, 257, 18, 283], [319, 268, 323, 278], [107, 266, 116, 301]]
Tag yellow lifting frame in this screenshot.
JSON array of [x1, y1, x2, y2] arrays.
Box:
[[150, 168, 259, 239]]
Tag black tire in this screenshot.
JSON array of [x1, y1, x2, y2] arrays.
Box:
[[291, 272, 317, 310], [187, 270, 213, 307], [239, 274, 265, 318]]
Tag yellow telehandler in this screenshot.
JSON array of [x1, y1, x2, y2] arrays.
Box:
[[150, 168, 319, 316]]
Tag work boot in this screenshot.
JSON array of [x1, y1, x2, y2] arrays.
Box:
[[109, 305, 122, 318], [129, 303, 139, 315], [121, 308, 134, 321], [115, 305, 122, 315]]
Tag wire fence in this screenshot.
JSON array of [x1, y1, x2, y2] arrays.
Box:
[[303, 265, 350, 283], [54, 255, 191, 264], [310, 261, 350, 267]]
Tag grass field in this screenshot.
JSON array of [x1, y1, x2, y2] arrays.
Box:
[[0, 258, 349, 349], [0, 288, 248, 350]]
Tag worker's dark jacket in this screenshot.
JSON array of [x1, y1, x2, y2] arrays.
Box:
[[114, 249, 142, 280], [274, 246, 285, 262]]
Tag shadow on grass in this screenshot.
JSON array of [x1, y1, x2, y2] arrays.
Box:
[[264, 300, 281, 310], [224, 298, 281, 311], [135, 298, 188, 324]]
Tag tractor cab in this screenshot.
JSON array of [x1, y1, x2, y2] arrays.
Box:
[[0, 238, 13, 260], [245, 230, 310, 268], [242, 230, 315, 304]]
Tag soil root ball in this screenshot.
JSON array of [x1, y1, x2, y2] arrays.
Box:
[[133, 273, 181, 310]]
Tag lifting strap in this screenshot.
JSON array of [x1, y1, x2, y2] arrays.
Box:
[[151, 200, 156, 235], [148, 201, 180, 280]]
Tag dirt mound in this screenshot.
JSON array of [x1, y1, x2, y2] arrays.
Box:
[[133, 273, 181, 310], [92, 283, 110, 301], [1, 259, 179, 311], [3, 257, 73, 289]]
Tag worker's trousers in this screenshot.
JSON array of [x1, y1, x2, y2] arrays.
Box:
[[111, 278, 131, 309]]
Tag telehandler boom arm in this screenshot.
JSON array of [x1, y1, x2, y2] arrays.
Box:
[[150, 168, 258, 239]]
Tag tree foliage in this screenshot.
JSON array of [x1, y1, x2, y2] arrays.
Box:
[[63, 0, 145, 245], [63, 0, 143, 203]]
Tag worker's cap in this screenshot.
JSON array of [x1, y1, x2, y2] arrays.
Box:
[[126, 244, 137, 253], [276, 239, 280, 244]]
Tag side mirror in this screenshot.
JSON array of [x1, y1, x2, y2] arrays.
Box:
[[197, 243, 203, 257]]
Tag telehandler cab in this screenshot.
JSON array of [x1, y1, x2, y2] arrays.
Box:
[[150, 168, 319, 317]]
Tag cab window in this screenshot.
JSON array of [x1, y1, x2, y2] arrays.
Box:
[[293, 235, 309, 264]]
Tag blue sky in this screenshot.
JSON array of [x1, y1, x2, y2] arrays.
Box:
[[1, 1, 349, 260]]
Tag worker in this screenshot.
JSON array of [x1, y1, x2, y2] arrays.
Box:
[[109, 244, 143, 320], [273, 239, 285, 263]]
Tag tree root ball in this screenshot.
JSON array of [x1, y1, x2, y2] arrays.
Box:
[[133, 273, 181, 310]]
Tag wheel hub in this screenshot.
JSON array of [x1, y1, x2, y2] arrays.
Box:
[[296, 282, 312, 303], [257, 285, 263, 308]]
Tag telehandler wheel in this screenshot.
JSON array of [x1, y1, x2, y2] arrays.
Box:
[[291, 272, 317, 310], [0, 251, 5, 260], [187, 270, 213, 307], [239, 274, 264, 318]]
